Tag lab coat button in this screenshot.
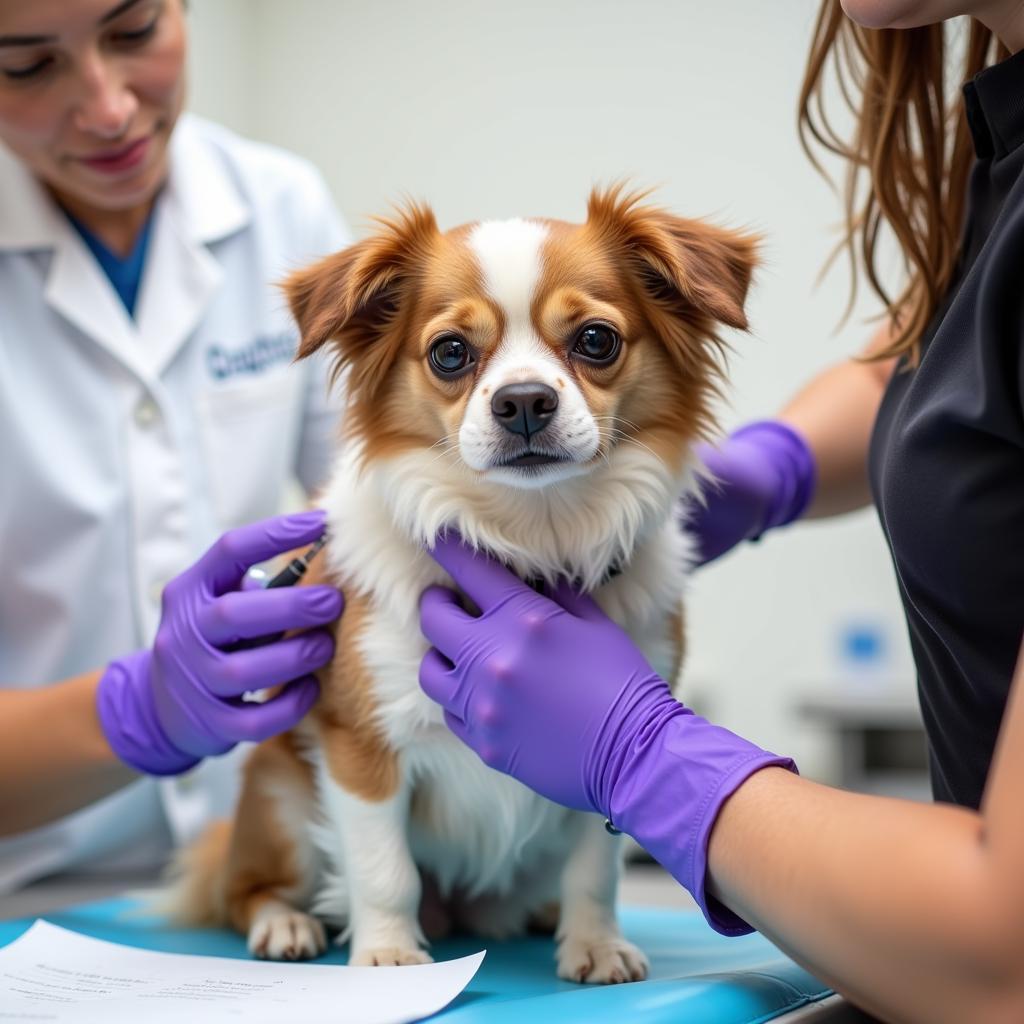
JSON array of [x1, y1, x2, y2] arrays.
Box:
[[134, 399, 159, 427]]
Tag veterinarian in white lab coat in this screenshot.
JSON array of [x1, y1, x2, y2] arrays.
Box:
[[0, 0, 347, 892]]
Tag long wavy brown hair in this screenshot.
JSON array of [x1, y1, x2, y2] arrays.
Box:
[[798, 3, 1008, 362]]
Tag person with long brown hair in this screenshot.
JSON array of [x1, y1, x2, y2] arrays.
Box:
[[416, 1, 1024, 1020]]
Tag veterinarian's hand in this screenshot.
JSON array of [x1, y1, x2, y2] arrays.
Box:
[[683, 421, 815, 565], [97, 510, 343, 775], [419, 533, 796, 936], [419, 534, 675, 813]]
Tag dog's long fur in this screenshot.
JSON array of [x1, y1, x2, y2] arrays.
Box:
[[168, 187, 757, 982]]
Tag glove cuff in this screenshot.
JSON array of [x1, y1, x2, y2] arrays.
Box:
[[606, 707, 797, 936], [96, 651, 200, 776], [730, 420, 816, 535]]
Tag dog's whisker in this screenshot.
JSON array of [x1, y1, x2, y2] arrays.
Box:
[[423, 445, 463, 470], [593, 417, 665, 463]]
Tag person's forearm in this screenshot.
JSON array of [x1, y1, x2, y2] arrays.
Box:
[[706, 770, 1024, 1023], [0, 512, 340, 837], [779, 322, 898, 519], [0, 672, 137, 836]]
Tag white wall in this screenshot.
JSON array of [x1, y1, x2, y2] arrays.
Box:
[[186, 0, 255, 134], [186, 0, 917, 779]]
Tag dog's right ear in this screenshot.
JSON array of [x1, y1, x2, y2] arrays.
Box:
[[284, 202, 439, 385]]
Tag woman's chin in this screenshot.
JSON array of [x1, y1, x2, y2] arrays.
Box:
[[50, 159, 167, 220], [839, 0, 952, 31]]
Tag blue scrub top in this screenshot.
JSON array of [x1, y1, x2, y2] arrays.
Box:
[[64, 207, 154, 317]]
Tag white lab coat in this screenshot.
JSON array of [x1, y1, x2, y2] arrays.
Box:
[[0, 114, 350, 893]]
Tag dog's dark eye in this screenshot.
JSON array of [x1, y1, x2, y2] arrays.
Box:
[[429, 335, 474, 377], [572, 323, 621, 364]]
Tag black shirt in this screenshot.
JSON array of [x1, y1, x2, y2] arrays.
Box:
[[869, 49, 1024, 809]]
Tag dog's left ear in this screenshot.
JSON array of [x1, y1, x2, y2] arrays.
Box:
[[586, 186, 759, 332]]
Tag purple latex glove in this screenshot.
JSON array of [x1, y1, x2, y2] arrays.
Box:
[[97, 509, 343, 776], [419, 534, 795, 935], [685, 420, 816, 566]]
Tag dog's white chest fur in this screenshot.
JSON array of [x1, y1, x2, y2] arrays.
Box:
[[310, 440, 694, 918]]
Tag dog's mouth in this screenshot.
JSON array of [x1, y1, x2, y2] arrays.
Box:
[[494, 449, 573, 468]]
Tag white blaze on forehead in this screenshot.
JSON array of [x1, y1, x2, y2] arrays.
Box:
[[468, 218, 548, 322], [460, 216, 600, 486]]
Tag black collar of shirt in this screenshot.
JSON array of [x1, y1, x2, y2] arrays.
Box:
[[963, 46, 1024, 161]]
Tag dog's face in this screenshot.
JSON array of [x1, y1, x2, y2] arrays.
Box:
[[287, 188, 757, 492]]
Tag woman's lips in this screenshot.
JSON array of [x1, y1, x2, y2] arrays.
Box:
[[79, 135, 152, 175]]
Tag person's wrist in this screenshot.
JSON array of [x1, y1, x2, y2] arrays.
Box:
[[96, 651, 201, 777], [731, 420, 816, 536], [583, 674, 686, 818], [603, 707, 796, 935]]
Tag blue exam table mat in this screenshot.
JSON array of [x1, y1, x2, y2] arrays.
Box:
[[0, 897, 832, 1023]]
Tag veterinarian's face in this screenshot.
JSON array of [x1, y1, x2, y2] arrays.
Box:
[[0, 0, 186, 215]]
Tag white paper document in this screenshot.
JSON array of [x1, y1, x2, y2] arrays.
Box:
[[0, 921, 485, 1024]]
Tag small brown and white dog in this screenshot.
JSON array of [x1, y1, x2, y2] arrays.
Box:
[[170, 187, 757, 984]]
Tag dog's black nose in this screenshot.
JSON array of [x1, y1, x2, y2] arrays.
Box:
[[491, 383, 559, 440]]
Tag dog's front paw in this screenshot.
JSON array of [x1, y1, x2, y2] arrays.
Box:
[[248, 907, 326, 961], [557, 933, 649, 984], [349, 946, 433, 967]]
